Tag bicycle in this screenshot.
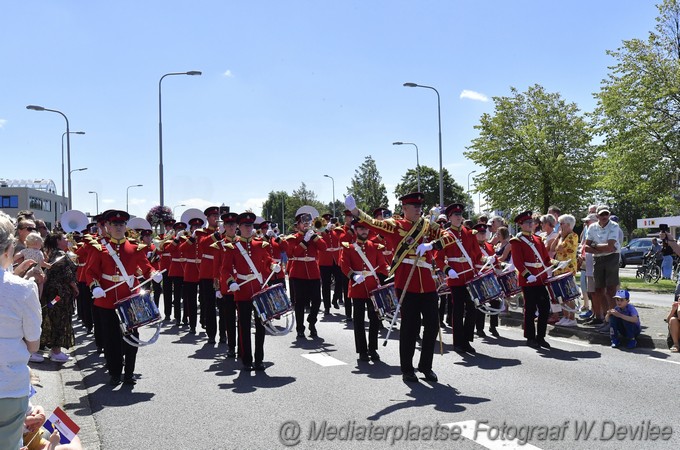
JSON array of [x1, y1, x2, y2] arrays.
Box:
[[635, 250, 661, 283]]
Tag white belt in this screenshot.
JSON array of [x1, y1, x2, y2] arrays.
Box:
[[326, 247, 340, 252], [102, 274, 125, 283], [77, 263, 85, 267], [236, 273, 257, 282], [290, 257, 316, 262], [383, 251, 393, 255], [402, 258, 433, 269], [356, 270, 373, 276], [172, 258, 185, 262], [162, 253, 171, 257], [272, 258, 281, 263], [525, 262, 543, 268], [202, 254, 214, 260], [447, 257, 468, 263], [185, 258, 200, 263]]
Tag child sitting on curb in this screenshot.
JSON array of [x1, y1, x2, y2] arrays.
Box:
[[606, 289, 641, 349]]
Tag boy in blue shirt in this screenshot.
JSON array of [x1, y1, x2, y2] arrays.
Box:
[[606, 289, 641, 349]]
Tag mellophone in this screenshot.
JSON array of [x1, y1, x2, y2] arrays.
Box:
[[252, 283, 295, 335]]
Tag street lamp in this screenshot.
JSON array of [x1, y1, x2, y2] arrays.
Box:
[[158, 70, 202, 208], [467, 170, 477, 216], [403, 83, 444, 208], [68, 168, 87, 208], [323, 174, 335, 217], [393, 142, 421, 191], [61, 131, 85, 198], [88, 191, 99, 215], [27, 105, 77, 209], [126, 184, 143, 213], [173, 204, 186, 217]]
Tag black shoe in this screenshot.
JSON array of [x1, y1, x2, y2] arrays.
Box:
[[189, 328, 196, 335], [476, 330, 487, 338], [207, 337, 216, 344], [219, 337, 226, 345], [123, 376, 136, 385], [183, 319, 189, 325], [242, 363, 253, 371], [402, 371, 419, 383], [175, 320, 181, 327], [324, 309, 330, 315], [226, 349, 236, 358], [489, 327, 500, 337], [527, 339, 540, 348], [296, 331, 305, 339], [465, 344, 477, 354], [253, 362, 265, 371], [332, 300, 340, 309], [309, 325, 318, 337], [109, 375, 121, 386], [358, 352, 370, 362], [164, 316, 172, 322], [440, 321, 447, 329], [453, 345, 468, 353], [97, 347, 104, 356], [369, 350, 381, 361], [537, 338, 551, 349], [345, 317, 353, 323], [419, 369, 438, 382]]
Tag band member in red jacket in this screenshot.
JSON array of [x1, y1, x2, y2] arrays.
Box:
[[196, 206, 221, 343], [179, 217, 204, 334], [158, 219, 176, 321], [472, 223, 502, 338], [340, 219, 384, 362], [215, 212, 239, 357], [222, 212, 280, 371], [165, 221, 187, 326], [86, 210, 162, 386], [318, 213, 344, 316]]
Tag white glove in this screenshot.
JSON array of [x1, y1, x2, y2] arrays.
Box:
[[152, 272, 163, 283], [352, 273, 365, 284], [92, 287, 106, 298], [415, 242, 433, 256], [485, 255, 496, 266], [556, 260, 570, 270], [266, 229, 276, 237], [504, 263, 516, 273], [215, 290, 223, 299], [228, 282, 240, 292], [304, 229, 314, 242], [527, 275, 537, 284], [271, 263, 282, 273], [325, 222, 333, 231], [447, 268, 459, 279], [344, 195, 356, 211]]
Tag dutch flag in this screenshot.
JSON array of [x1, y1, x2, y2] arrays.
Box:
[[42, 407, 80, 444], [47, 295, 61, 308]]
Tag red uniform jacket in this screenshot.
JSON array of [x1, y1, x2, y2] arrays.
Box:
[[284, 232, 327, 280], [263, 236, 285, 282], [85, 237, 155, 309], [179, 237, 201, 283], [369, 233, 395, 276], [196, 227, 220, 281], [318, 227, 343, 266], [221, 237, 274, 302], [436, 225, 483, 287], [510, 232, 553, 287], [167, 236, 186, 278], [339, 238, 382, 299], [158, 232, 173, 272]]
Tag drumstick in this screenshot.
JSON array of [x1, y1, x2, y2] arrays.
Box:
[[133, 269, 167, 292], [383, 253, 421, 347]]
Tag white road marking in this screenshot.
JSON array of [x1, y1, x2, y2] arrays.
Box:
[[302, 353, 346, 367], [648, 356, 680, 365], [442, 420, 543, 449], [548, 337, 593, 348]]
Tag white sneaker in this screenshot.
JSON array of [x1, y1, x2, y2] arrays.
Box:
[[49, 351, 70, 363], [555, 318, 567, 326], [29, 352, 44, 363], [563, 319, 578, 327]]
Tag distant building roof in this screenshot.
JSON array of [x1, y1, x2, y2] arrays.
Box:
[[0, 178, 57, 193]]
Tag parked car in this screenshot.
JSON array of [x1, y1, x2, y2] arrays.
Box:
[[619, 238, 662, 268]]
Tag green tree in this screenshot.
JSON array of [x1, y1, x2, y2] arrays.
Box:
[[394, 166, 471, 212], [261, 191, 290, 234], [346, 155, 389, 211], [464, 84, 596, 215], [592, 0, 680, 216]]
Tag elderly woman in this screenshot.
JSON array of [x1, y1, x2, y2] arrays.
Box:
[[40, 232, 78, 363], [549, 214, 579, 327], [540, 214, 558, 258], [0, 211, 42, 449]]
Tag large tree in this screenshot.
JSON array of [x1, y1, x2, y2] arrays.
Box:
[[464, 84, 596, 215], [346, 155, 389, 211], [394, 165, 470, 212], [592, 0, 680, 216]]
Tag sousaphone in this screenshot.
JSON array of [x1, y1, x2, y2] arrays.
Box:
[[60, 210, 89, 233]]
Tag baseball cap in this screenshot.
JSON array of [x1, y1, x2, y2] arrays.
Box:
[[582, 213, 598, 222], [613, 289, 630, 300]]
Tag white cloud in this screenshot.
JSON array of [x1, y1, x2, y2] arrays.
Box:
[[0, 119, 7, 129], [233, 197, 267, 215], [460, 90, 489, 102], [223, 70, 234, 78], [102, 198, 116, 204]]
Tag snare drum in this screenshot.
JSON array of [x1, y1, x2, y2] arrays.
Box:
[[115, 290, 161, 332], [252, 284, 292, 323], [497, 270, 521, 297], [370, 283, 399, 319], [466, 271, 504, 306], [434, 270, 450, 296], [546, 272, 580, 306]]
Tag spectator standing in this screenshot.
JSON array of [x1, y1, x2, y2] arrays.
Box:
[[549, 214, 579, 327], [578, 214, 598, 319]]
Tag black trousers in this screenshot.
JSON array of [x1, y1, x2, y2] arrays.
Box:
[[77, 281, 93, 331], [333, 271, 349, 303], [95, 306, 138, 379], [169, 276, 184, 324], [92, 299, 104, 350], [217, 293, 237, 350], [320, 265, 334, 311], [182, 281, 199, 330], [475, 300, 500, 331], [162, 272, 173, 318], [352, 298, 380, 353], [236, 301, 265, 365], [200, 279, 217, 339], [438, 293, 451, 324], [522, 285, 550, 340], [450, 286, 476, 346], [291, 278, 321, 333], [152, 276, 163, 308], [398, 290, 438, 374]]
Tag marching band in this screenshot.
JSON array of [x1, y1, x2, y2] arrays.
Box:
[[61, 193, 577, 387]]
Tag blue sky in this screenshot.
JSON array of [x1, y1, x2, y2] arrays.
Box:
[[0, 1, 660, 219]]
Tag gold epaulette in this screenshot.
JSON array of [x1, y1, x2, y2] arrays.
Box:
[[136, 244, 148, 252], [377, 243, 385, 250], [341, 242, 350, 248], [225, 242, 235, 250], [261, 241, 270, 248], [210, 241, 220, 249], [91, 243, 103, 252]]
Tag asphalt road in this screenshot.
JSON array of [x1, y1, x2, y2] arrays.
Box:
[[64, 302, 679, 450]]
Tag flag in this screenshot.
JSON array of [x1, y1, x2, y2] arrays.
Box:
[[43, 407, 80, 444], [47, 295, 61, 308]]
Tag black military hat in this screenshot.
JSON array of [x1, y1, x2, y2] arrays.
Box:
[[221, 212, 239, 223], [445, 203, 465, 216], [513, 210, 533, 225], [399, 192, 425, 205], [204, 206, 220, 216], [104, 210, 130, 223], [173, 221, 188, 231], [238, 212, 256, 225], [472, 223, 488, 233], [188, 217, 205, 227]]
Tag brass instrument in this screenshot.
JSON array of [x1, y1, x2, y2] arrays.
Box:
[[312, 216, 328, 233]]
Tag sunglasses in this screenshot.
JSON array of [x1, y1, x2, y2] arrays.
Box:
[[21, 226, 37, 232]]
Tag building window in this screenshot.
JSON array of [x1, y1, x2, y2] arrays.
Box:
[[1, 195, 19, 208]]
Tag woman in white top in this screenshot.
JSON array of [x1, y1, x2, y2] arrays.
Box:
[[0, 211, 42, 450]]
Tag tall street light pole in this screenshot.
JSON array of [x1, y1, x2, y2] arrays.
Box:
[[158, 71, 202, 209], [393, 142, 421, 191], [69, 168, 87, 208], [127, 184, 143, 213], [323, 174, 335, 217], [403, 83, 444, 208], [88, 191, 99, 215], [61, 131, 85, 198], [281, 194, 285, 234], [27, 105, 76, 209]]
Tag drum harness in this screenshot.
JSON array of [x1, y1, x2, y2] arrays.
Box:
[[101, 238, 135, 289], [352, 242, 381, 286], [235, 241, 263, 284]]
